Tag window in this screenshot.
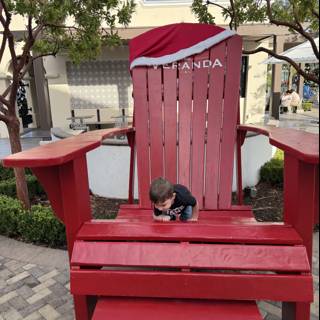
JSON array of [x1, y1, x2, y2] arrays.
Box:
[[66, 60, 132, 110], [240, 56, 249, 98]]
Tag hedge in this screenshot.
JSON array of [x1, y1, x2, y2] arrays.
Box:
[[0, 165, 32, 180], [0, 164, 43, 198], [0, 175, 44, 198], [260, 149, 284, 185], [0, 195, 66, 247]]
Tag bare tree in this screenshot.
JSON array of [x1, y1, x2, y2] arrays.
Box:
[[0, 0, 136, 208], [192, 0, 319, 84]]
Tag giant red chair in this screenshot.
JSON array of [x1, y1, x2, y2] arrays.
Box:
[[3, 23, 319, 320]]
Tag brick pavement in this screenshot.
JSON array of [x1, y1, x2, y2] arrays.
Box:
[[0, 233, 319, 319]]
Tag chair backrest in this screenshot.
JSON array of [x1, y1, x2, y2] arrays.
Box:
[[132, 35, 242, 210]]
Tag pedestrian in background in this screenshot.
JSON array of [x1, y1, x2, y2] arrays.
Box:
[[280, 90, 292, 114], [289, 89, 301, 113]]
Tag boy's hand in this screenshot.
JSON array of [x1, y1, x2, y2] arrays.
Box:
[[153, 213, 171, 222]]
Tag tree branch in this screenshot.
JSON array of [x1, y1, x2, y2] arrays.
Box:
[[266, 0, 319, 59], [207, 0, 235, 29], [0, 113, 9, 123], [0, 0, 10, 19], [28, 15, 33, 39], [229, 0, 237, 30], [2, 84, 12, 99], [0, 104, 8, 115], [0, 22, 7, 63], [243, 46, 319, 84], [0, 94, 9, 107], [311, 8, 319, 19]]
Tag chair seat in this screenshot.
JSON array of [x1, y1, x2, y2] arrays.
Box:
[[92, 298, 263, 320], [77, 218, 303, 245]]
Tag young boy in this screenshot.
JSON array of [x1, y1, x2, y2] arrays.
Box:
[[149, 177, 199, 222]]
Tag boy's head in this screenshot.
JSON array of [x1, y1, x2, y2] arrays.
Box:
[[149, 177, 175, 211]]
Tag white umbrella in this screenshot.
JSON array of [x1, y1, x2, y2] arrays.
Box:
[[263, 37, 319, 64]]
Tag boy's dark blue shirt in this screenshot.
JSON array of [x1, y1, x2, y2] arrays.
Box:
[[153, 184, 196, 220]]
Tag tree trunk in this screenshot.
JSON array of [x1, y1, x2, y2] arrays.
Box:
[[7, 116, 30, 209]]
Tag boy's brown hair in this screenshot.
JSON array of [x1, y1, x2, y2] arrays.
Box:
[[149, 177, 174, 204]]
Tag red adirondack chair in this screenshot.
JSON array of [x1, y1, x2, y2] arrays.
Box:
[[3, 23, 319, 320]]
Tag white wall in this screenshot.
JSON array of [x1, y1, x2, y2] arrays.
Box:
[[243, 40, 269, 124], [84, 134, 275, 199]]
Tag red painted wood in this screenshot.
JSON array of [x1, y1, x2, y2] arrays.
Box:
[[191, 50, 210, 208], [71, 241, 310, 272], [2, 127, 133, 168], [58, 157, 92, 258], [238, 125, 319, 164], [32, 166, 65, 223], [126, 130, 136, 203], [178, 57, 193, 189], [119, 204, 253, 211], [284, 154, 317, 263], [236, 108, 244, 205], [219, 36, 243, 209], [70, 270, 313, 302], [132, 68, 151, 207], [77, 221, 302, 245], [117, 208, 255, 221], [148, 67, 164, 180], [282, 302, 311, 320], [163, 66, 178, 182], [73, 295, 90, 320], [205, 42, 226, 209], [315, 165, 319, 225], [92, 298, 262, 320]]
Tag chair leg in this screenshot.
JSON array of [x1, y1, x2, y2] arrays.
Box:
[[74, 295, 90, 320], [282, 302, 311, 320]]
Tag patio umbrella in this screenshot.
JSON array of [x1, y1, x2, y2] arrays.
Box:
[[263, 37, 319, 64]]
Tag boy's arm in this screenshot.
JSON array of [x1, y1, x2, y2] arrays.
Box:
[[190, 201, 199, 221]]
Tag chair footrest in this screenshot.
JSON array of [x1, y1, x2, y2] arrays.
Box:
[[92, 298, 262, 320]]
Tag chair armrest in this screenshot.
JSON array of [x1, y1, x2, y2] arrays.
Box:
[[2, 127, 135, 168], [238, 124, 319, 164]]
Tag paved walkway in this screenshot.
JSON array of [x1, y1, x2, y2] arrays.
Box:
[[0, 232, 319, 320]]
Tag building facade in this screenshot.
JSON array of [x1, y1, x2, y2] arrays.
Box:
[[0, 1, 293, 139]]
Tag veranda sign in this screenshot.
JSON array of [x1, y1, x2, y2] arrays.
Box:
[[155, 59, 223, 70]]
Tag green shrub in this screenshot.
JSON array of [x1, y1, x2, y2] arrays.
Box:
[[260, 150, 284, 185], [0, 195, 24, 236], [0, 165, 33, 181], [0, 195, 66, 247], [18, 205, 66, 247], [0, 175, 44, 198], [302, 101, 313, 111], [0, 165, 15, 180]]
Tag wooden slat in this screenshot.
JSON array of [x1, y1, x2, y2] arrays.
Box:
[[191, 51, 210, 208], [163, 66, 178, 183], [178, 58, 193, 189], [148, 67, 164, 180], [117, 208, 255, 222], [71, 270, 313, 302], [77, 221, 303, 245], [219, 36, 242, 209], [132, 68, 151, 207], [71, 241, 310, 272], [2, 127, 133, 168], [191, 51, 209, 208], [205, 42, 226, 209], [93, 298, 262, 320]]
